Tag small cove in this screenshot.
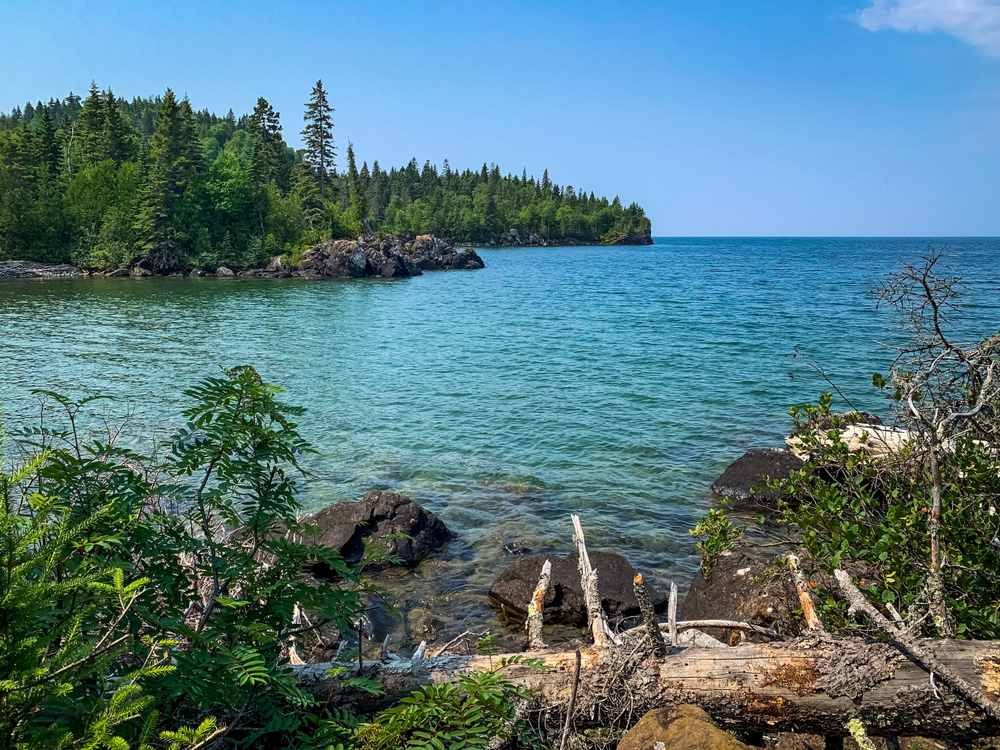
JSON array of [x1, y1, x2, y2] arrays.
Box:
[[2, 237, 998, 648]]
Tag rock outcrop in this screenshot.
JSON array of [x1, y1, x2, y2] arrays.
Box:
[[488, 551, 667, 627], [602, 226, 654, 246], [408, 235, 484, 270], [0, 261, 87, 279], [617, 705, 749, 750], [710, 448, 805, 508], [301, 490, 450, 575], [300, 235, 483, 278]]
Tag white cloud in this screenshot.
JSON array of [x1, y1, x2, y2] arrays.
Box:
[[857, 0, 1000, 56]]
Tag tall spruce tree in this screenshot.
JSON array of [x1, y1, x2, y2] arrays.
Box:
[[248, 97, 282, 186], [78, 83, 106, 167], [33, 107, 58, 179], [301, 80, 335, 200], [102, 90, 134, 166], [346, 142, 367, 233], [135, 89, 182, 269]]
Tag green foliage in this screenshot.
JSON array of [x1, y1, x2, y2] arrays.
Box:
[[1, 84, 650, 269], [0, 367, 373, 749], [770, 393, 1000, 638], [689, 507, 741, 576], [359, 658, 546, 750]]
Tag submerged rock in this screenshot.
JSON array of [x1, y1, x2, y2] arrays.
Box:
[[618, 705, 748, 750], [710, 448, 804, 508], [302, 490, 450, 575], [488, 551, 667, 627]]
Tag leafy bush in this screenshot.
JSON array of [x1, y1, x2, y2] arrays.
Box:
[[0, 367, 372, 749], [771, 394, 1000, 638], [358, 654, 547, 750]]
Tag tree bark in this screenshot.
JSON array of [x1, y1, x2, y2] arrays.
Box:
[[291, 636, 1000, 739]]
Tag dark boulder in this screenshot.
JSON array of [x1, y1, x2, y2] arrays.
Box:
[[215, 266, 235, 277], [681, 551, 808, 644], [488, 551, 667, 626], [441, 248, 485, 270], [710, 448, 804, 508], [406, 234, 484, 271], [302, 490, 450, 575]]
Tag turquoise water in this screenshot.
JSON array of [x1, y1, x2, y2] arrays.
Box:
[[2, 237, 998, 642]]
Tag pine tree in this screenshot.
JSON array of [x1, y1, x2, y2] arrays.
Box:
[[22, 102, 35, 124], [135, 89, 182, 269], [300, 80, 335, 200], [249, 97, 282, 186], [102, 90, 133, 165], [78, 83, 107, 166], [346, 142, 367, 232], [541, 169, 550, 191], [34, 107, 58, 179]]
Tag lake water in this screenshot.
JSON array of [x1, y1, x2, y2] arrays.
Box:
[[2, 237, 998, 645]]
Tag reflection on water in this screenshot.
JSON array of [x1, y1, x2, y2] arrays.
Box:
[[2, 238, 999, 649]]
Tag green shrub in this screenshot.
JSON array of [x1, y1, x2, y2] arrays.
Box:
[[0, 367, 371, 749]]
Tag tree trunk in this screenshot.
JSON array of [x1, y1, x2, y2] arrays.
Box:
[[292, 637, 1000, 739], [926, 437, 954, 637]]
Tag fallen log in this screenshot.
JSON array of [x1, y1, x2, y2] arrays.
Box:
[[291, 636, 1000, 739]]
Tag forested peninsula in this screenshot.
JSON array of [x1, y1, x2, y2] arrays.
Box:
[[0, 83, 652, 273]]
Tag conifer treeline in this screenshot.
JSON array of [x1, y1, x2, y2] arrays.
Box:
[[0, 83, 651, 270]]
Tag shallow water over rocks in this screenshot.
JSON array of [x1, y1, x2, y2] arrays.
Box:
[[2, 237, 998, 650]]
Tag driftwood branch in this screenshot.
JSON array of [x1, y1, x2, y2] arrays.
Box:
[[666, 620, 787, 639], [633, 574, 667, 656], [788, 554, 824, 632], [668, 581, 678, 647], [571, 515, 608, 648], [527, 560, 552, 651], [430, 631, 472, 659], [834, 568, 1000, 722]]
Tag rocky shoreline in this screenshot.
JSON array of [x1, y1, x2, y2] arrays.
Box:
[[0, 234, 485, 280], [0, 229, 654, 280], [474, 226, 653, 248]]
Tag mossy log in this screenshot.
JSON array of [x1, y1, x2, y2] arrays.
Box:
[[292, 637, 1000, 739]]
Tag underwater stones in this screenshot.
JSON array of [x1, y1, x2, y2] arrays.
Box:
[[302, 490, 450, 575]]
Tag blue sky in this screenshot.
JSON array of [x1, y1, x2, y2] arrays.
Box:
[[2, 0, 999, 236]]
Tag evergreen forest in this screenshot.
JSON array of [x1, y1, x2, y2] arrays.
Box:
[[0, 83, 652, 271]]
